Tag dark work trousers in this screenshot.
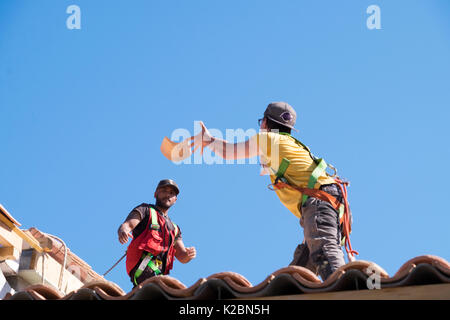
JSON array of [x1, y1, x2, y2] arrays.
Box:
[[130, 266, 158, 288], [289, 184, 347, 281], [129, 254, 162, 287]]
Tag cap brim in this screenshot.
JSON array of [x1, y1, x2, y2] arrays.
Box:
[[156, 184, 180, 195]]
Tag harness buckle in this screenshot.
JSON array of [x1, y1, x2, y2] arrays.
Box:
[[154, 259, 163, 268], [150, 224, 160, 230], [327, 163, 338, 177]]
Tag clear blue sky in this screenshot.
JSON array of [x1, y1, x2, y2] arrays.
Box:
[[1, 0, 449, 293]]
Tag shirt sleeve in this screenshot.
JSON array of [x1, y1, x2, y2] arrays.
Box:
[[127, 204, 149, 239], [248, 131, 273, 165], [126, 203, 148, 221], [175, 225, 182, 241]]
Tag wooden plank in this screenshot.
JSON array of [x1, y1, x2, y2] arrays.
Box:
[[245, 283, 450, 300], [0, 246, 21, 260], [0, 214, 45, 253], [0, 221, 23, 249], [0, 204, 21, 227]]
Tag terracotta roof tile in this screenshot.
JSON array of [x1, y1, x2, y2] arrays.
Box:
[[4, 255, 450, 300], [27, 227, 105, 283]]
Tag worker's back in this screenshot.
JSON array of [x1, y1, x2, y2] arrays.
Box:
[[251, 131, 335, 218]]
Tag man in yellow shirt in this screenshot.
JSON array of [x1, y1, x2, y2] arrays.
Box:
[[194, 102, 350, 281]]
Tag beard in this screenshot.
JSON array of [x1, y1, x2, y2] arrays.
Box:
[[155, 197, 172, 210]]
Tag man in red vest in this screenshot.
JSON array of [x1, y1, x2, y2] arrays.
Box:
[[117, 179, 196, 286]]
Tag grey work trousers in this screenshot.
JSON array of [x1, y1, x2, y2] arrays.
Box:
[[289, 184, 346, 281]]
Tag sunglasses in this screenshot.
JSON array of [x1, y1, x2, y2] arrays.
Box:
[[258, 118, 264, 126]]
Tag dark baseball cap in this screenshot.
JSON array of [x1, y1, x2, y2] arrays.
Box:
[[156, 179, 180, 195], [263, 102, 297, 131]]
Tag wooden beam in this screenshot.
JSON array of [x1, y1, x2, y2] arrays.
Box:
[[0, 246, 20, 260], [0, 221, 23, 250], [0, 203, 21, 226], [0, 213, 46, 253], [246, 283, 450, 300]]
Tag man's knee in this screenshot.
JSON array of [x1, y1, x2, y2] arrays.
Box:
[[301, 202, 345, 280]]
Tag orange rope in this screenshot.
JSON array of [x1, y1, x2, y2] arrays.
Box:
[[334, 178, 358, 258], [272, 178, 359, 258]]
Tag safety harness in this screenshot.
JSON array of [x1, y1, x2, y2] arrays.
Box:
[[269, 132, 358, 261], [133, 207, 179, 285]]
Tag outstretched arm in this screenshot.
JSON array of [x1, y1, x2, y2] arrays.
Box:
[[192, 121, 261, 160], [117, 211, 142, 244], [174, 239, 196, 263]]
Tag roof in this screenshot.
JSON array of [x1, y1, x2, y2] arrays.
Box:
[[26, 227, 106, 284], [4, 255, 449, 300], [0, 204, 121, 297], [0, 204, 22, 227]]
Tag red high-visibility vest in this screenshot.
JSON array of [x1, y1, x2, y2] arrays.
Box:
[[126, 206, 179, 275]]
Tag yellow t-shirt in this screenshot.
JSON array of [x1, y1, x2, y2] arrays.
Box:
[[249, 131, 336, 218]]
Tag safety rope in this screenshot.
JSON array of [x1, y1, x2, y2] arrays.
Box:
[[103, 251, 127, 277], [270, 177, 358, 261], [270, 132, 358, 261], [334, 178, 359, 259]]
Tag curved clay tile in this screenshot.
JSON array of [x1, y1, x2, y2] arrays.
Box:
[[21, 284, 63, 300], [265, 266, 324, 289], [150, 278, 207, 298], [26, 290, 47, 300], [60, 291, 76, 300], [67, 288, 100, 300], [137, 275, 187, 290], [205, 271, 291, 295], [435, 263, 450, 276], [6, 291, 34, 300], [222, 274, 275, 294], [381, 265, 416, 284], [81, 280, 125, 297], [128, 282, 173, 300], [119, 277, 186, 299], [92, 286, 133, 300], [394, 255, 450, 278], [206, 271, 252, 287], [5, 255, 450, 300], [271, 266, 322, 283], [333, 260, 389, 278]]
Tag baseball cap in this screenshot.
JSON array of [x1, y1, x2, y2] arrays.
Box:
[[156, 179, 180, 195], [263, 102, 297, 131]]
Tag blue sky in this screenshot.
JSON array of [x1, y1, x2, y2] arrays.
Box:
[[1, 0, 449, 293]]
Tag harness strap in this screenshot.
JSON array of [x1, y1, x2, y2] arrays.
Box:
[[133, 207, 180, 285], [273, 181, 342, 212], [173, 223, 179, 238], [302, 158, 327, 206], [275, 158, 290, 184], [272, 181, 358, 260], [150, 207, 160, 230], [133, 252, 162, 285], [279, 132, 315, 160], [270, 133, 358, 260]]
